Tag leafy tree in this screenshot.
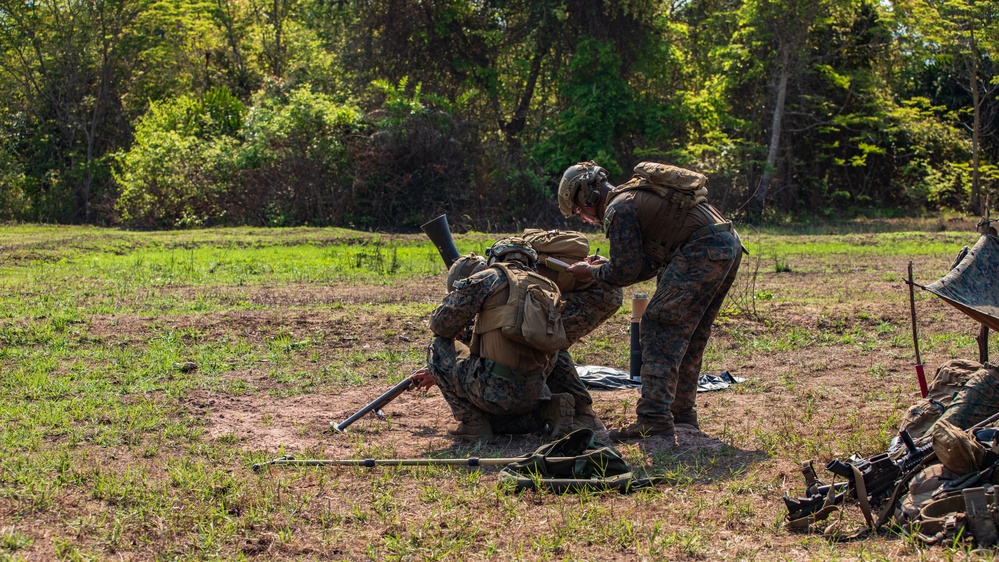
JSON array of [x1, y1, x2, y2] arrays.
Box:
[[891, 0, 999, 214], [114, 89, 245, 227], [0, 0, 147, 222], [235, 84, 360, 225]]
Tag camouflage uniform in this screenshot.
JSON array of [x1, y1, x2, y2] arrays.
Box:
[[937, 366, 999, 430], [595, 196, 742, 427], [562, 279, 624, 347], [546, 279, 623, 408], [427, 266, 553, 430]]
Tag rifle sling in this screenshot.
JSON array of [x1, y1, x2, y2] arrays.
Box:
[[851, 463, 876, 529], [875, 451, 938, 530], [786, 505, 841, 530]]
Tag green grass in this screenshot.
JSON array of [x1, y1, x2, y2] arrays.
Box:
[[0, 221, 994, 559]]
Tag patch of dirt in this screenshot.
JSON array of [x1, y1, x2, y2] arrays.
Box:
[[167, 250, 978, 466]]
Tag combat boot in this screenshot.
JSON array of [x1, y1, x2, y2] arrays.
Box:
[[607, 418, 675, 442], [540, 393, 576, 438], [672, 409, 699, 429], [447, 416, 494, 442], [574, 404, 606, 432]]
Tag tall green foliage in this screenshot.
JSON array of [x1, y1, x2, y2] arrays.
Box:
[[532, 39, 634, 176], [1, 0, 997, 226], [115, 85, 361, 228], [0, 0, 147, 223], [114, 89, 245, 227], [889, 0, 999, 213]]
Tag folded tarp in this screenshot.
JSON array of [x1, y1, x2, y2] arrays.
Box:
[[576, 364, 744, 392]]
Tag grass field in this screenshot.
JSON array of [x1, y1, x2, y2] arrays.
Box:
[[0, 217, 995, 560]]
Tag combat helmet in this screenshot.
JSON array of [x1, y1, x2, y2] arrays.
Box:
[[558, 161, 608, 218], [486, 237, 538, 267], [446, 253, 487, 292]]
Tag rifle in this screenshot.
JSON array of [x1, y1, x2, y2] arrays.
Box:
[[784, 428, 932, 522], [786, 411, 999, 527], [331, 377, 417, 433]]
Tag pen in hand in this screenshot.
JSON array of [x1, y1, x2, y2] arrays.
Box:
[[588, 248, 602, 265]]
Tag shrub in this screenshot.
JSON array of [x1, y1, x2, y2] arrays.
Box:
[[231, 85, 361, 225], [114, 93, 241, 228]]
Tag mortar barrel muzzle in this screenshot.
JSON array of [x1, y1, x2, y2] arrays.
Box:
[[421, 214, 461, 268]]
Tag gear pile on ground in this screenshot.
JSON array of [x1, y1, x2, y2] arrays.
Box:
[[784, 359, 999, 548]]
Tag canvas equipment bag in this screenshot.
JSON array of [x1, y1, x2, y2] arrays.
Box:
[[898, 464, 955, 522], [939, 365, 999, 430], [475, 262, 567, 354], [498, 428, 661, 492], [898, 359, 983, 439], [912, 486, 999, 547], [522, 228, 591, 293], [933, 419, 987, 476], [612, 162, 709, 210]]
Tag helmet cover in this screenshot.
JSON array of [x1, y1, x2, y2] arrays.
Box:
[[557, 161, 608, 218], [486, 237, 538, 267], [446, 253, 487, 292]]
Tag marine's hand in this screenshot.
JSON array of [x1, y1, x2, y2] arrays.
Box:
[[586, 253, 608, 265], [410, 367, 436, 390], [567, 262, 595, 282]]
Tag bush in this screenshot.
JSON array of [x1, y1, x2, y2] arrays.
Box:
[[0, 139, 30, 221], [231, 85, 361, 226], [115, 85, 362, 227], [114, 93, 241, 227]]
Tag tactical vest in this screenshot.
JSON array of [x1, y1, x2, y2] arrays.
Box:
[[470, 263, 562, 376], [606, 189, 724, 265]]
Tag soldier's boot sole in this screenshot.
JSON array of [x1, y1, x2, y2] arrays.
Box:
[[541, 393, 576, 438]]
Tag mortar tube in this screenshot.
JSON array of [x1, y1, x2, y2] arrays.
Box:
[[630, 294, 649, 381]]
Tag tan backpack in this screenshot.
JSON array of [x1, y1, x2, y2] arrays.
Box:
[[612, 162, 709, 210], [899, 359, 984, 439], [522, 229, 591, 293], [476, 262, 567, 354]]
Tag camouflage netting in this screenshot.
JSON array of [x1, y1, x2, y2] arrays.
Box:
[[925, 234, 999, 333]]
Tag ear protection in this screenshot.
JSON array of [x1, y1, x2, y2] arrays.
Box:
[[576, 165, 607, 208]]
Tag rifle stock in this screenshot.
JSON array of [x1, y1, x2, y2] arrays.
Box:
[[784, 429, 932, 522]]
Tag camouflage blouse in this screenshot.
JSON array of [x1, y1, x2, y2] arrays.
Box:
[[594, 194, 662, 287]]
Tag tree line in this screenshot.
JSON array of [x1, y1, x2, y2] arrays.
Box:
[[0, 0, 996, 230]]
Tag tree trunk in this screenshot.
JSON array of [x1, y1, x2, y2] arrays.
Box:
[[969, 55, 982, 216], [750, 45, 790, 216], [272, 0, 283, 78], [501, 31, 550, 151]]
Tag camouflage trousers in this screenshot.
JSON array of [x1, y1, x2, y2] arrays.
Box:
[[426, 337, 551, 431], [938, 366, 999, 430], [551, 278, 624, 409], [637, 229, 742, 425]]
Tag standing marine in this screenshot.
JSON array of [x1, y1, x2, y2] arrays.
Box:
[[557, 161, 743, 441]]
